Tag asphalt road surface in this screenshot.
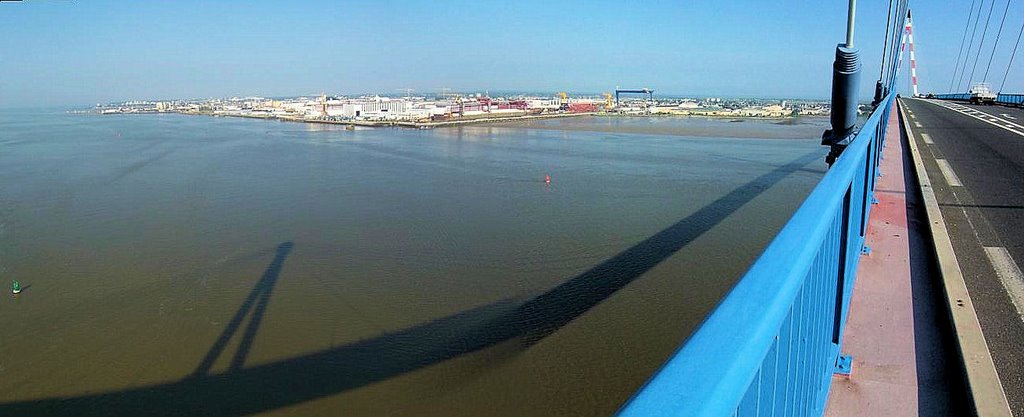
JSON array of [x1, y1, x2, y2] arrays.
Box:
[[903, 98, 1024, 416]]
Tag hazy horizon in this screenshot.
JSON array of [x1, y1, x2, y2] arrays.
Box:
[[2, 1, 1022, 108]]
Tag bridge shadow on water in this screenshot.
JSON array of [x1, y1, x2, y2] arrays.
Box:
[[192, 241, 293, 377], [0, 152, 821, 416]]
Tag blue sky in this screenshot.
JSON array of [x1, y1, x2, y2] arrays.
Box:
[[1, 0, 1022, 107]]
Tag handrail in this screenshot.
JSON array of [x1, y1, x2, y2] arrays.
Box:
[[618, 90, 895, 416]]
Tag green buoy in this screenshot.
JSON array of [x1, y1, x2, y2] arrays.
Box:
[[12, 280, 21, 294]]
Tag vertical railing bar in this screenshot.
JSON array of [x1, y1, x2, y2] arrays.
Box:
[[822, 219, 835, 400], [783, 309, 795, 416], [756, 366, 763, 416], [803, 283, 814, 416], [809, 252, 819, 417], [757, 340, 776, 417], [834, 187, 853, 343], [813, 241, 825, 414], [798, 283, 810, 416], [771, 339, 779, 417], [816, 214, 839, 410], [811, 260, 821, 415], [791, 287, 802, 417], [812, 245, 825, 415], [860, 141, 872, 236], [787, 296, 798, 417], [824, 212, 842, 399]]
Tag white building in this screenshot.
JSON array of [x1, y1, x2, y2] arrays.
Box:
[[334, 97, 410, 118]]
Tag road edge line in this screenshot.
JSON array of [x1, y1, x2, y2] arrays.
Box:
[[899, 97, 1012, 417]]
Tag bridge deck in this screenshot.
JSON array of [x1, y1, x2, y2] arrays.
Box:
[[901, 98, 1024, 416], [825, 100, 967, 415]]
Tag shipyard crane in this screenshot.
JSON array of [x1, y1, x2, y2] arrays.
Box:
[[557, 92, 569, 110], [614, 88, 654, 107], [602, 93, 614, 109]]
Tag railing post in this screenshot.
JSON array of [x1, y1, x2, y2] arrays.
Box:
[[823, 0, 863, 167], [873, 80, 886, 107]]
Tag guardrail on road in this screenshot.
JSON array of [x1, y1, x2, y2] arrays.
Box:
[[996, 94, 1024, 106], [933, 93, 1024, 107]]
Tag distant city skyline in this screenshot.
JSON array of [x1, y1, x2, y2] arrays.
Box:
[[96, 91, 832, 104], [2, 0, 1022, 108]]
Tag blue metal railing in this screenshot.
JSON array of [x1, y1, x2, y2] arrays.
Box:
[[996, 94, 1024, 106], [934, 92, 1024, 106], [618, 91, 895, 417], [933, 93, 970, 101]]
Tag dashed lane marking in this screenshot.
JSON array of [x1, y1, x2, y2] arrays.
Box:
[[984, 247, 1024, 323], [936, 159, 964, 187]]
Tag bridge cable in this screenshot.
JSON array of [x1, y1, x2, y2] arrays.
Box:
[[879, 0, 895, 82], [983, 0, 1012, 81], [958, 0, 988, 90], [887, 0, 909, 87], [951, 0, 979, 92], [883, 0, 896, 85], [884, 0, 904, 86], [999, 14, 1024, 92], [967, 0, 999, 86], [885, 1, 897, 86], [893, 0, 910, 83]]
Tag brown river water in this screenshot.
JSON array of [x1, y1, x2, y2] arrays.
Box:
[[0, 111, 828, 416]]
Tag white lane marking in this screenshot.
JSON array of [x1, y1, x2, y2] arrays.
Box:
[[936, 159, 964, 186], [997, 118, 1024, 130], [984, 247, 1024, 323], [962, 105, 1024, 130], [922, 133, 934, 144], [914, 121, 922, 128], [911, 114, 917, 119], [922, 99, 1024, 137]]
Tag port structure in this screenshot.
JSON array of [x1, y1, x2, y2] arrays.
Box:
[[614, 88, 654, 108]]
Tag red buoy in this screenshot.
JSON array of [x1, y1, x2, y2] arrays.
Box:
[[545, 174, 551, 184]]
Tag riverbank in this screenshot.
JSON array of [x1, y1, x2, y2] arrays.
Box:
[[169, 110, 598, 129], [465, 114, 832, 140], [99, 107, 820, 131]]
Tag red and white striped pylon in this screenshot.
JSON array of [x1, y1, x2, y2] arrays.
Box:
[[895, 9, 919, 97], [906, 10, 918, 97]]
